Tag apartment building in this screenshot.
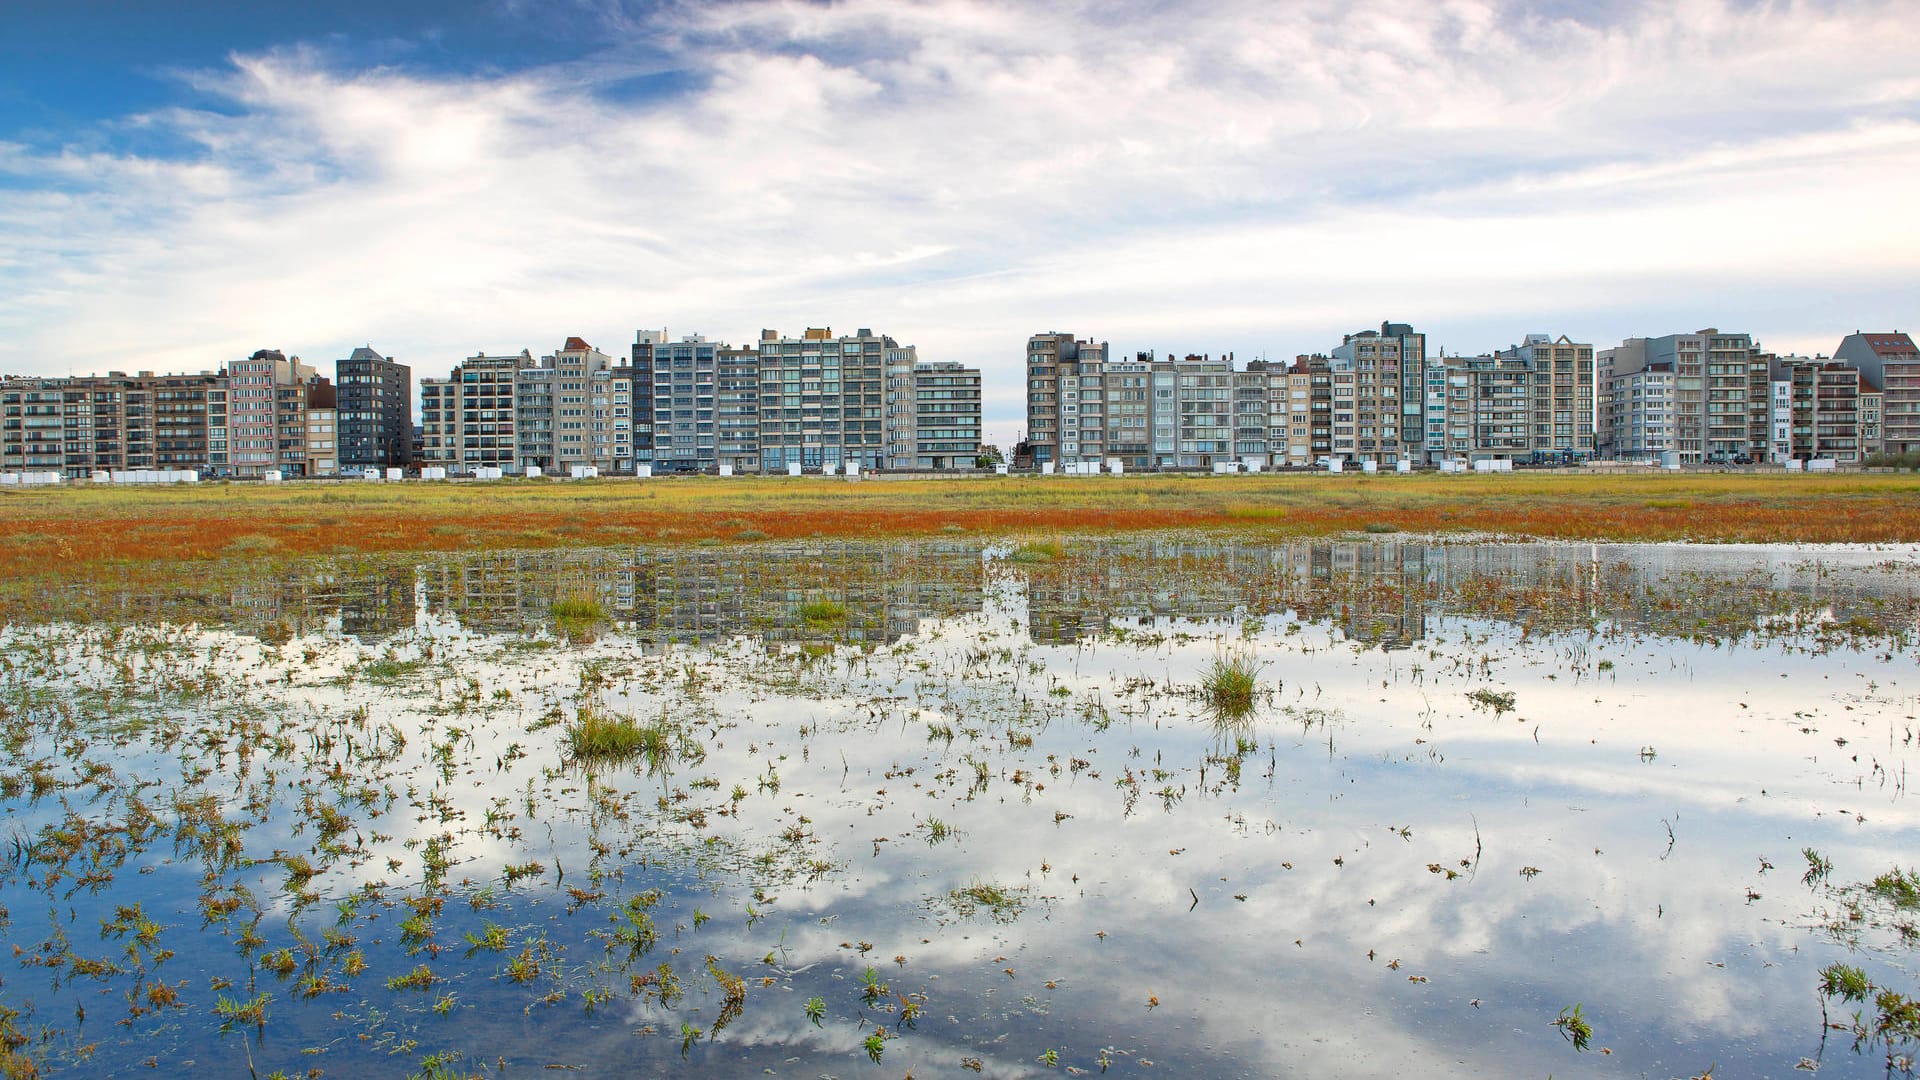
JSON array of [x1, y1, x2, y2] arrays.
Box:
[[3, 370, 233, 479], [1328, 322, 1420, 464], [755, 327, 891, 472], [1671, 329, 1769, 463], [1772, 356, 1867, 463], [716, 344, 761, 473], [222, 350, 332, 478], [306, 406, 338, 477], [335, 346, 411, 469], [1024, 332, 1109, 467], [1601, 339, 1667, 459], [1101, 354, 1154, 469], [1769, 377, 1792, 463], [1860, 382, 1884, 458], [1262, 358, 1322, 468], [635, 330, 716, 472], [276, 367, 334, 477], [419, 351, 532, 473], [420, 341, 632, 476], [1170, 354, 1234, 468], [884, 346, 920, 470], [883, 347, 981, 470], [3, 371, 225, 478], [1232, 366, 1271, 465], [1602, 330, 1768, 463], [2, 378, 66, 473], [1433, 334, 1597, 463], [519, 338, 629, 474], [1331, 321, 1423, 464], [1834, 332, 1919, 454]]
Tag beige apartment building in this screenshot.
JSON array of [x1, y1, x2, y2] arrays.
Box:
[[420, 351, 532, 473], [2, 371, 228, 478]]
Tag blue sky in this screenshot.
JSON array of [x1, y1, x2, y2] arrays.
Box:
[[2, 0, 1917, 447]]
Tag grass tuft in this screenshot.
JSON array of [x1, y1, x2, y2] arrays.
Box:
[[565, 706, 672, 767], [223, 534, 283, 555], [550, 596, 607, 622], [799, 600, 845, 625], [1201, 653, 1261, 720], [1010, 539, 1065, 563]]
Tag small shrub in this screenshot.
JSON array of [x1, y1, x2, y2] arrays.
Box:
[[946, 880, 1026, 922], [387, 964, 440, 991]]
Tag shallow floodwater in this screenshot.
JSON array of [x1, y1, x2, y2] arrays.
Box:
[[2, 536, 1918, 1078]]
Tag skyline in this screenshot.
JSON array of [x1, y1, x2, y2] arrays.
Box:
[[3, 0, 1917, 450]]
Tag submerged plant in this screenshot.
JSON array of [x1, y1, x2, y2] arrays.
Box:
[[1467, 687, 1517, 715], [1551, 1003, 1593, 1051], [943, 880, 1027, 922]]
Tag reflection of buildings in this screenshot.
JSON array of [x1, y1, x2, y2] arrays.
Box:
[[26, 539, 1915, 649], [1017, 540, 1920, 646], [241, 567, 417, 642], [415, 542, 985, 645], [1021, 540, 1430, 647]]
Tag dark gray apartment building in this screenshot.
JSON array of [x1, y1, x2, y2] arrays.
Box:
[[336, 346, 412, 469]]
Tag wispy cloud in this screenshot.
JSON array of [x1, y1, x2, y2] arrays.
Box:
[[0, 0, 1914, 443]]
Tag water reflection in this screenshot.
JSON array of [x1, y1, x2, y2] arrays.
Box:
[[2, 537, 1918, 1078], [176, 538, 1920, 650]]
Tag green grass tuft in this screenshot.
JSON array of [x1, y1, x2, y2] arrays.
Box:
[[799, 599, 845, 624], [550, 596, 607, 622], [1201, 653, 1261, 720], [565, 706, 672, 767], [1010, 540, 1065, 563]]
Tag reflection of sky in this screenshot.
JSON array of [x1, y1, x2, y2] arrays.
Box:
[[1, 540, 1917, 1075]]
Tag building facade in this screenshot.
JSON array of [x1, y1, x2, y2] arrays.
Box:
[[716, 344, 761, 473], [1602, 330, 1768, 463], [915, 362, 981, 469], [1431, 334, 1597, 463], [1024, 332, 1109, 467], [1772, 356, 1866, 463], [638, 331, 721, 473], [1834, 332, 1919, 454], [3, 371, 229, 479], [223, 350, 332, 478], [420, 351, 531, 473], [1332, 322, 1424, 464], [755, 327, 890, 472], [335, 346, 411, 469], [306, 407, 338, 477]]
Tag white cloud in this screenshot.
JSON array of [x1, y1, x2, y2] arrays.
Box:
[[0, 0, 1915, 446]]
